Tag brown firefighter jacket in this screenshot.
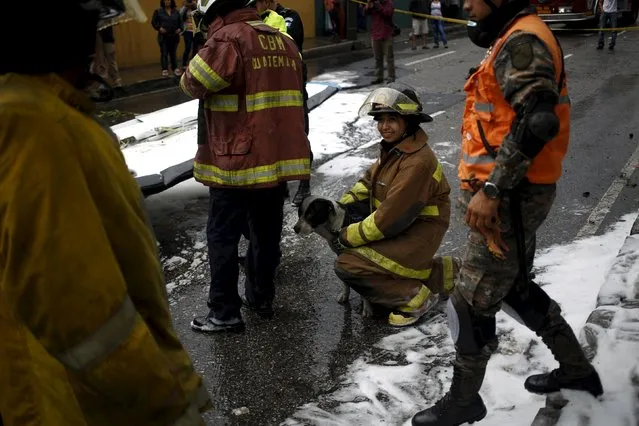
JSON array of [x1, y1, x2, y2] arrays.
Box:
[[0, 73, 210, 426], [338, 129, 451, 280], [180, 8, 310, 189]]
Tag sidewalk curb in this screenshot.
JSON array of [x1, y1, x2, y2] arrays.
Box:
[[115, 24, 468, 100], [531, 213, 639, 426]]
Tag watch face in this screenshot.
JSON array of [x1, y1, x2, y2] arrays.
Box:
[[484, 183, 498, 198]]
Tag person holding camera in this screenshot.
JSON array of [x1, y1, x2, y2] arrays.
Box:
[[366, 0, 396, 84]]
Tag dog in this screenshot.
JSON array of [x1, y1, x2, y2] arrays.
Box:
[[293, 195, 374, 317]]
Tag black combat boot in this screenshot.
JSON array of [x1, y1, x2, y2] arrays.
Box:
[[412, 349, 491, 426], [291, 180, 311, 207], [524, 302, 603, 397]]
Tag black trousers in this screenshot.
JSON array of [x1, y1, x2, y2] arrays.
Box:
[[158, 34, 179, 71], [207, 185, 285, 320], [182, 31, 195, 68]]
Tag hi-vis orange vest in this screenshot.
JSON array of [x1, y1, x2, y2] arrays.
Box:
[[458, 13, 570, 190]]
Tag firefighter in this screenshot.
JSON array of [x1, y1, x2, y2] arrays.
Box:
[[411, 0, 603, 424], [333, 85, 459, 327], [249, 0, 313, 206], [182, 0, 310, 333], [0, 1, 211, 425]]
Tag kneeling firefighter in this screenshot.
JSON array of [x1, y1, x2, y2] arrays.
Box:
[[411, 0, 603, 424], [333, 85, 459, 327], [0, 1, 210, 425]]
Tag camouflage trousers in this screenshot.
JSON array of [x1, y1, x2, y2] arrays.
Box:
[[446, 184, 596, 400], [456, 184, 556, 314]]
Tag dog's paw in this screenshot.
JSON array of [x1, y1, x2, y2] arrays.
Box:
[[361, 299, 374, 318], [337, 286, 350, 304]]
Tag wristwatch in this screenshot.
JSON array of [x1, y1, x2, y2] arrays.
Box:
[[482, 182, 500, 199]]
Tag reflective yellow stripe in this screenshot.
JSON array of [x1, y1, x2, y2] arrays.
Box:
[[339, 193, 356, 204], [361, 212, 384, 242], [442, 256, 455, 293], [247, 20, 271, 29], [340, 181, 369, 204], [474, 102, 494, 113], [172, 385, 210, 426], [179, 74, 193, 98], [558, 95, 571, 105], [352, 247, 432, 280], [346, 223, 366, 247], [420, 205, 440, 217], [55, 296, 137, 371], [433, 162, 443, 183], [188, 55, 229, 92], [461, 151, 495, 165], [194, 159, 310, 186], [374, 198, 438, 217], [204, 94, 239, 112], [246, 90, 303, 112]]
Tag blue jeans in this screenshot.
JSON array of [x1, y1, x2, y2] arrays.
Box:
[[598, 12, 617, 47], [432, 20, 447, 45]]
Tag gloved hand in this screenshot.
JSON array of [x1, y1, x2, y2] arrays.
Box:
[[329, 232, 348, 255]]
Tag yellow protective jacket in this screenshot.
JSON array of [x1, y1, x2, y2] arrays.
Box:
[[0, 74, 210, 426]]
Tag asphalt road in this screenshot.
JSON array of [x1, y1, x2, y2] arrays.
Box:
[[139, 29, 639, 425]]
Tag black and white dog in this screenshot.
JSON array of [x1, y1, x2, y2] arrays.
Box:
[[293, 195, 374, 316]]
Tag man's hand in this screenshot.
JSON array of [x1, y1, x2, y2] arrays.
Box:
[[159, 27, 167, 34], [465, 190, 509, 257]]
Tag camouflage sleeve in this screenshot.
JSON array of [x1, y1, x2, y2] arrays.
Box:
[[488, 32, 558, 191]]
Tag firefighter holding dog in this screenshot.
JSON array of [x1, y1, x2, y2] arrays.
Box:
[[410, 0, 603, 424], [333, 84, 459, 328], [0, 1, 210, 424]]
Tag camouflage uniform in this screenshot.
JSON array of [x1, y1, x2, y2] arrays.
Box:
[[411, 13, 601, 426]]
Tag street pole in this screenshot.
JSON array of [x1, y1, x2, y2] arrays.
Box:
[[346, 0, 358, 40]]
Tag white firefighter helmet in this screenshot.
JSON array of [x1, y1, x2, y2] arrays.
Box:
[[359, 86, 433, 123]]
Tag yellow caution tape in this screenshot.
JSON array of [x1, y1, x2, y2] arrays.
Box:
[[349, 0, 639, 31], [350, 0, 468, 25]]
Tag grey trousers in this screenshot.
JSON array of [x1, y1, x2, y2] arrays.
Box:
[[372, 38, 395, 80]]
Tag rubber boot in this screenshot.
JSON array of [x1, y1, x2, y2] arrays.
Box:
[[412, 345, 493, 426], [524, 302, 603, 397]]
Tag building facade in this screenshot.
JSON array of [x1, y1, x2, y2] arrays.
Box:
[[114, 0, 317, 69]]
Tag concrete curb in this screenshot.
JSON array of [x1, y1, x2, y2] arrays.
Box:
[[116, 24, 468, 100], [531, 213, 639, 425]]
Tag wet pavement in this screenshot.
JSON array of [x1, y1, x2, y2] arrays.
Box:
[[133, 30, 639, 425]]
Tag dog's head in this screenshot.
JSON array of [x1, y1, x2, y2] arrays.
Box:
[[294, 196, 337, 235]]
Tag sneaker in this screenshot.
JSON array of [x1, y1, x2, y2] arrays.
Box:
[[386, 78, 396, 83], [609, 44, 614, 51], [433, 44, 439, 48], [444, 44, 448, 48], [241, 296, 274, 318], [161, 70, 169, 77], [422, 45, 430, 49], [597, 44, 604, 50], [388, 287, 439, 327], [411, 46, 417, 51], [174, 68, 182, 77], [190, 315, 245, 333], [371, 78, 384, 85]]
